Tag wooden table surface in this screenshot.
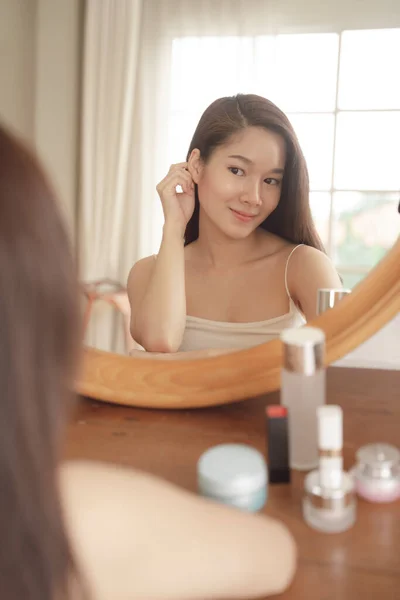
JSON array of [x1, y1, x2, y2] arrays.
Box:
[[65, 367, 400, 600]]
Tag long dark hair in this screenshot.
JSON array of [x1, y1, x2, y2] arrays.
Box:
[[0, 125, 83, 599], [185, 94, 324, 251]]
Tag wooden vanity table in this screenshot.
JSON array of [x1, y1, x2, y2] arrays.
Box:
[[65, 367, 400, 600]]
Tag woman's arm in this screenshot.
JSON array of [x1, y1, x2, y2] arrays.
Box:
[[128, 223, 186, 353], [61, 461, 297, 600], [127, 163, 195, 353], [287, 245, 343, 321]]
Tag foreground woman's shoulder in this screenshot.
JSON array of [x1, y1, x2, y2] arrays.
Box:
[[59, 461, 297, 600]]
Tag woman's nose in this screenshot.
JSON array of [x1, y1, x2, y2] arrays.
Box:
[[240, 181, 262, 206]]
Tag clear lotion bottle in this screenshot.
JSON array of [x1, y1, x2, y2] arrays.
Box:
[[280, 327, 326, 471]]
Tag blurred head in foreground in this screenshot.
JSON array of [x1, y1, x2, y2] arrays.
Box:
[[0, 124, 82, 600]]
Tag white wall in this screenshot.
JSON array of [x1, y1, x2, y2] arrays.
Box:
[[0, 0, 82, 243], [335, 313, 400, 370]]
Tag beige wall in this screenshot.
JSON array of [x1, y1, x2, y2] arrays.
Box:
[[0, 0, 83, 242], [0, 0, 37, 141]]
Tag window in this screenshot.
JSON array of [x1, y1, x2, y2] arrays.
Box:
[[167, 29, 400, 288]]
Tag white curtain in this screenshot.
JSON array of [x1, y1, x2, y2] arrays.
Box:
[[79, 0, 165, 353]]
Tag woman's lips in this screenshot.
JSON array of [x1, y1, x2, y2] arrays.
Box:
[[230, 208, 257, 223]]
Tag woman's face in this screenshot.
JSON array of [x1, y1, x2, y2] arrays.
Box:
[[189, 126, 286, 239]]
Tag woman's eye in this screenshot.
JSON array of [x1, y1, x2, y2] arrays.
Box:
[[229, 167, 244, 176], [265, 178, 281, 186]]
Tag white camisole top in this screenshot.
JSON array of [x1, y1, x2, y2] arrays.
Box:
[[178, 244, 306, 352]]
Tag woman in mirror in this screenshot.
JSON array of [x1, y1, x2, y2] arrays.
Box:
[[0, 123, 296, 598], [128, 94, 341, 359]]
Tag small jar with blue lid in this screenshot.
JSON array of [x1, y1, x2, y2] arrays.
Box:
[[197, 444, 268, 512]]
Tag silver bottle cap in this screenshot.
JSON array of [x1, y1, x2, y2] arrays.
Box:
[[305, 470, 355, 509], [317, 288, 351, 316], [280, 327, 325, 375], [355, 443, 400, 479]]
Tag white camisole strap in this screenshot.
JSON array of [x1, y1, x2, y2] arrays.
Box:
[[284, 244, 304, 299]]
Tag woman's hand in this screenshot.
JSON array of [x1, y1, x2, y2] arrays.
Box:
[[156, 162, 196, 235]]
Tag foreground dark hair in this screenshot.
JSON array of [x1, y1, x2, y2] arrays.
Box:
[[185, 94, 324, 251], [0, 125, 82, 599]]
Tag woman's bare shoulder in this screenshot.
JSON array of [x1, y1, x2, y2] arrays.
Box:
[[59, 460, 173, 509], [127, 254, 156, 295], [59, 460, 296, 600], [128, 254, 156, 277], [287, 245, 342, 319], [288, 244, 337, 271]]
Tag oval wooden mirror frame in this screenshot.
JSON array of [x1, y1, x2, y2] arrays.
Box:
[[77, 238, 400, 409]]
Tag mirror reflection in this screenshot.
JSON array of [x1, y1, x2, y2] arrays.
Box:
[[112, 23, 398, 357], [128, 94, 343, 359], [93, 13, 400, 358], [124, 21, 400, 359], [3, 1, 398, 358]]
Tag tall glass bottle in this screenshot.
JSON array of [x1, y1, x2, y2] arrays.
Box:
[[280, 327, 326, 471]]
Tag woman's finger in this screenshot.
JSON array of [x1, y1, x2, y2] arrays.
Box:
[[158, 171, 194, 195], [168, 162, 188, 174], [158, 168, 192, 189]]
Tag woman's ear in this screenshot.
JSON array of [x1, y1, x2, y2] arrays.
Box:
[[187, 149, 203, 184]]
